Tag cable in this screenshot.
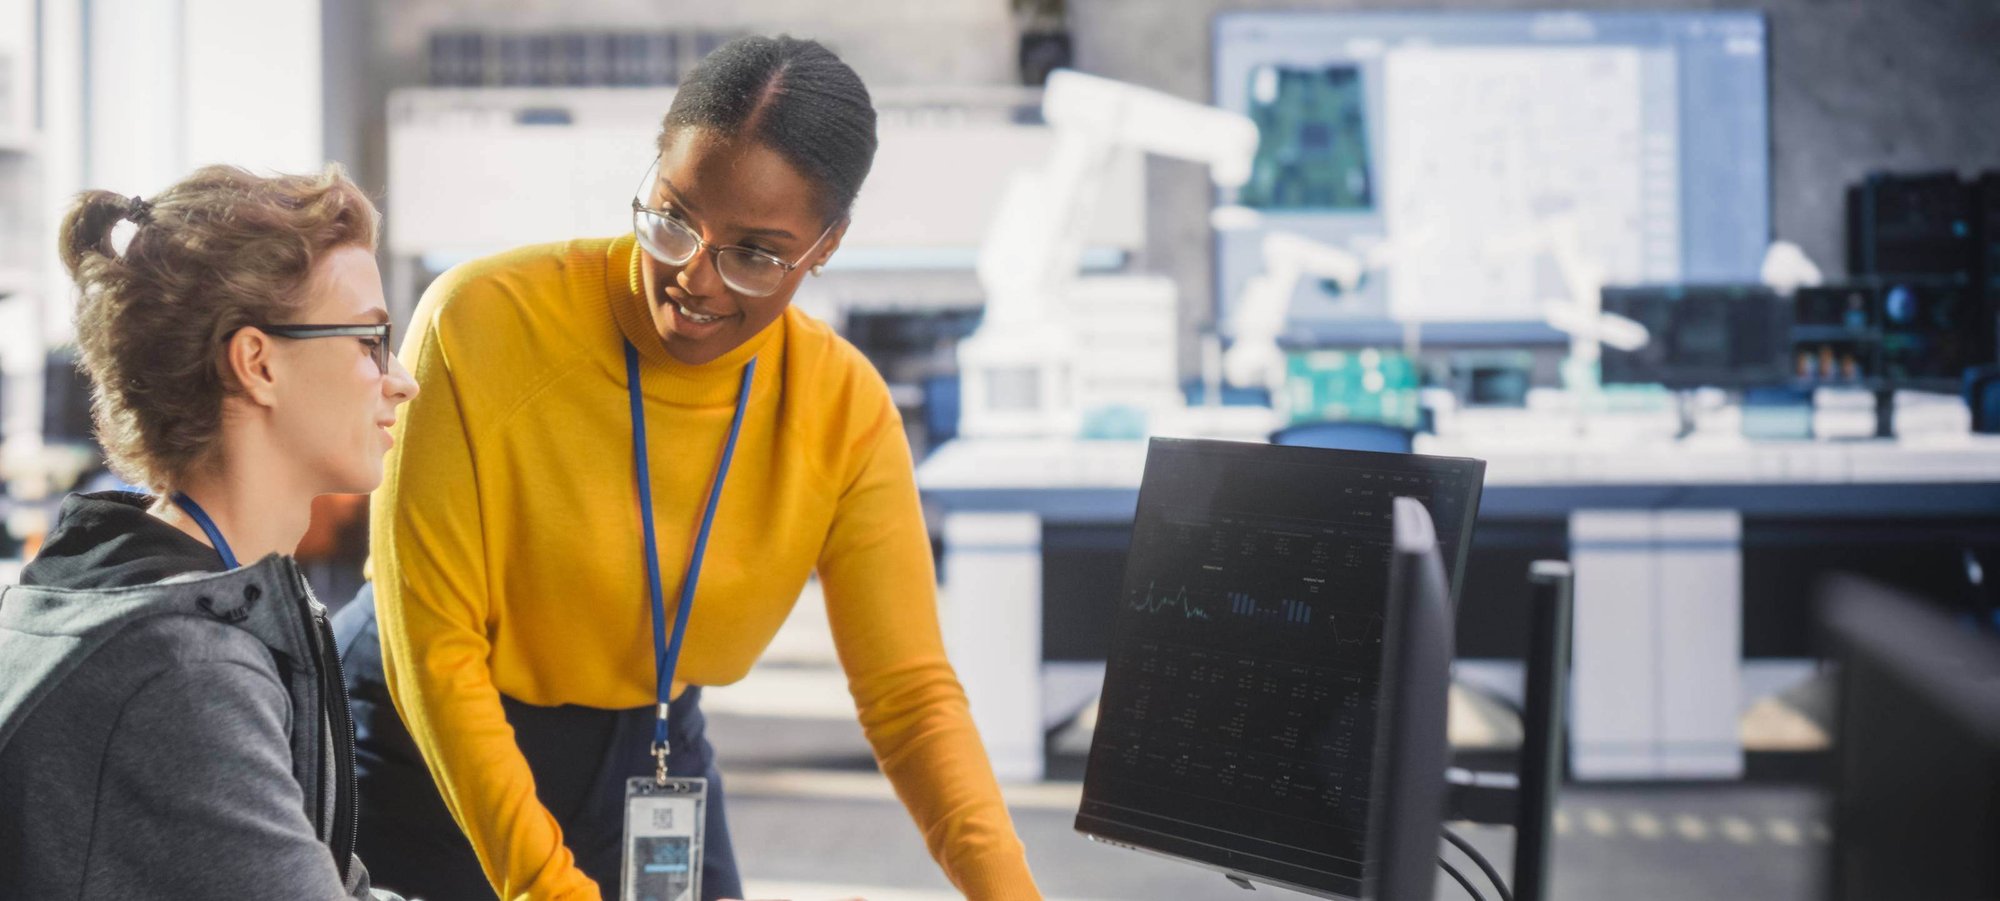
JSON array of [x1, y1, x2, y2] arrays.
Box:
[[1443, 826, 1515, 901], [1439, 857, 1489, 901]]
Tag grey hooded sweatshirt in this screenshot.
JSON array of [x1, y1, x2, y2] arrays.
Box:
[[0, 491, 402, 900]]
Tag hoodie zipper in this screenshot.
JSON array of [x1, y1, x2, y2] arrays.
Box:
[[321, 610, 361, 887], [288, 559, 359, 886]]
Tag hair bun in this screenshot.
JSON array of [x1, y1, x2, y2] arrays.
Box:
[[58, 189, 139, 276], [126, 195, 154, 224]]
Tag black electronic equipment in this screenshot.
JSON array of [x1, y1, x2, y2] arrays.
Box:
[[1076, 438, 1485, 900], [1820, 574, 2000, 901], [426, 28, 740, 88], [1978, 172, 2000, 365], [1792, 284, 1881, 384], [1844, 169, 1993, 380], [1846, 171, 1978, 281], [1018, 30, 1073, 87], [1877, 278, 1986, 384], [1599, 284, 1794, 389], [1791, 281, 1989, 391], [1450, 351, 1534, 408]]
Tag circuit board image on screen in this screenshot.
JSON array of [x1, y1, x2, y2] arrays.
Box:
[[1242, 65, 1374, 211]]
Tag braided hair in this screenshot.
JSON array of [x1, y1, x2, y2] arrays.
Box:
[[659, 35, 878, 224]]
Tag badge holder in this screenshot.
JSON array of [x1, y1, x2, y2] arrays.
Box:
[[620, 347, 751, 901], [622, 749, 706, 901]]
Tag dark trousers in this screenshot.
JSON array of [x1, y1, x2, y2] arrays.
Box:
[[332, 585, 743, 901]]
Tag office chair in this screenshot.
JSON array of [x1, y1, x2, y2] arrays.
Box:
[[1268, 420, 1416, 453]]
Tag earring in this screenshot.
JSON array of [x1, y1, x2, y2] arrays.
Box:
[[811, 264, 824, 276]]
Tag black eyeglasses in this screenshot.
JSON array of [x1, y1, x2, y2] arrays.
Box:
[[251, 323, 394, 374]]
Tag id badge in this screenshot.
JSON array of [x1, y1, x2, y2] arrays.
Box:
[[622, 776, 706, 901]]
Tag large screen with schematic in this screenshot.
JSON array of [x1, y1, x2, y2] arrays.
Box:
[[1075, 439, 1484, 898], [1213, 10, 1771, 343]]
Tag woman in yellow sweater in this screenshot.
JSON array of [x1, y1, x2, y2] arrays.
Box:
[[332, 36, 1041, 900]]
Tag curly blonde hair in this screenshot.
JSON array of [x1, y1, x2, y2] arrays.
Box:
[[57, 164, 379, 493]]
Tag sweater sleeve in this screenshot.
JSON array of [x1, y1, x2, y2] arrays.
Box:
[[816, 394, 1044, 900], [371, 301, 600, 900], [88, 660, 352, 900]]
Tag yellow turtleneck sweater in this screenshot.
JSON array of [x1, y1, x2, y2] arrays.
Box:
[[369, 235, 1040, 899]]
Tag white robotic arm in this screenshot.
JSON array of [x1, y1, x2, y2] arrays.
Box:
[[974, 69, 1260, 327], [1222, 231, 1365, 392], [1040, 68, 1258, 186], [1485, 213, 1650, 358], [958, 70, 1261, 437]]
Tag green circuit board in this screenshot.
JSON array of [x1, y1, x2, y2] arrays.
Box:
[[1242, 65, 1374, 211]]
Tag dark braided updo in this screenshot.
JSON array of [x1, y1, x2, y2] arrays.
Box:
[[658, 35, 878, 224]]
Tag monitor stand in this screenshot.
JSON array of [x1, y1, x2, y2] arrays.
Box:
[[1872, 387, 1897, 439], [1674, 390, 1700, 440]]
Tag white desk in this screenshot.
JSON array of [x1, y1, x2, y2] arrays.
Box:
[[918, 431, 2000, 781]]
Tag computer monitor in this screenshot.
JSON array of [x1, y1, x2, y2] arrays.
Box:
[[42, 347, 98, 447], [1372, 496, 1458, 901], [1076, 438, 1485, 899], [1819, 574, 2000, 901], [1213, 10, 1771, 344], [1599, 284, 1794, 389]]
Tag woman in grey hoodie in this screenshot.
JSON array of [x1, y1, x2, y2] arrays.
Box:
[[0, 165, 419, 900]]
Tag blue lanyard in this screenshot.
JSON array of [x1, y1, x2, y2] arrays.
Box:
[[625, 340, 755, 778], [171, 492, 241, 570]]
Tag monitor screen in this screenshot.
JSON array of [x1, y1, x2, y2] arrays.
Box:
[[1076, 439, 1485, 898], [1599, 284, 1794, 389], [1213, 10, 1771, 343], [43, 348, 98, 447]]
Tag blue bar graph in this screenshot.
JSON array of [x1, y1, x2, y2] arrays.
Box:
[[1227, 592, 1313, 625]]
